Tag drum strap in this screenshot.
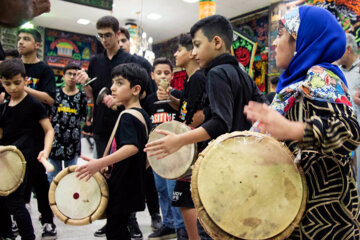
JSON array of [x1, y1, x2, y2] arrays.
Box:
[[103, 109, 148, 158]]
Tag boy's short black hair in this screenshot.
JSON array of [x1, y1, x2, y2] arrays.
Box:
[[18, 28, 42, 43], [0, 58, 26, 79], [111, 63, 148, 95], [178, 33, 193, 51], [4, 48, 20, 58], [63, 63, 81, 75], [96, 16, 119, 33], [190, 15, 233, 50], [153, 57, 173, 72], [119, 26, 130, 40]]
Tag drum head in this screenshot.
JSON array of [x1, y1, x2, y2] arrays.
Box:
[[193, 131, 306, 239], [49, 166, 109, 225], [55, 172, 101, 219], [148, 121, 196, 179], [0, 146, 26, 197]]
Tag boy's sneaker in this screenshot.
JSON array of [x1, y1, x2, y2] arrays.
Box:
[[41, 223, 57, 240], [128, 219, 143, 240], [148, 226, 176, 240], [94, 225, 106, 237], [150, 213, 162, 231], [176, 227, 188, 240]]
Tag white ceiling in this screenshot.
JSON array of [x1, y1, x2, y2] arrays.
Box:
[[33, 0, 278, 44]]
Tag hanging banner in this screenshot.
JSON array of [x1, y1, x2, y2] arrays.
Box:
[[44, 28, 97, 69], [232, 28, 257, 78], [199, 0, 216, 19], [63, 0, 113, 10]]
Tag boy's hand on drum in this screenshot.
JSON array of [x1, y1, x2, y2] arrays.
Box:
[[144, 130, 183, 159], [76, 155, 102, 181], [244, 101, 305, 141]]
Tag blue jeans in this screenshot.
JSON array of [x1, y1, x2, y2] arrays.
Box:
[[47, 156, 78, 183], [153, 171, 184, 230]]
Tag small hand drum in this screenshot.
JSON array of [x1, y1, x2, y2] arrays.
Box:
[[49, 166, 109, 225], [0, 146, 26, 197], [147, 121, 197, 179], [191, 131, 307, 240]]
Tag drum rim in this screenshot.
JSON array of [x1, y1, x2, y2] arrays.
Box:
[[148, 121, 197, 179], [48, 165, 109, 226], [191, 131, 308, 240], [0, 146, 26, 197]]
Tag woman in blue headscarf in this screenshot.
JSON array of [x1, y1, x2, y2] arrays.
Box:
[[245, 5, 360, 239]]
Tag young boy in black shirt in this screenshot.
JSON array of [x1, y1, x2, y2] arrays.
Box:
[[0, 59, 54, 240], [47, 63, 88, 183], [145, 57, 187, 240], [171, 33, 208, 240], [76, 63, 151, 240], [17, 28, 57, 239], [145, 15, 266, 169]]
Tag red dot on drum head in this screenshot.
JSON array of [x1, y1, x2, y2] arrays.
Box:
[[73, 192, 79, 199]]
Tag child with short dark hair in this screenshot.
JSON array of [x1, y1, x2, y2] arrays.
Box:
[[0, 58, 54, 240], [17, 27, 57, 239], [47, 63, 88, 182], [143, 57, 188, 240], [76, 62, 151, 240], [146, 14, 265, 163], [146, 15, 266, 239], [169, 33, 209, 240]]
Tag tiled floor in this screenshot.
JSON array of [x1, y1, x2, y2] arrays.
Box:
[[20, 137, 168, 240]]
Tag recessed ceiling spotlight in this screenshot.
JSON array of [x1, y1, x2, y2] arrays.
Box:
[[183, 0, 199, 3], [77, 18, 90, 25], [147, 13, 162, 20]]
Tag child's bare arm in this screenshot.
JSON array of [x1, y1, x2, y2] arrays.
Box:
[[76, 145, 138, 181], [38, 118, 54, 160], [25, 86, 55, 106]]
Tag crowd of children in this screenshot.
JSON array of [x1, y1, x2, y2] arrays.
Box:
[[0, 4, 360, 240]]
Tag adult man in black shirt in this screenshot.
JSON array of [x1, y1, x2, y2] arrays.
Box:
[[76, 16, 155, 158], [17, 28, 57, 239]]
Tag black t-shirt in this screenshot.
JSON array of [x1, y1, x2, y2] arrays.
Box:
[[0, 95, 48, 162], [107, 108, 151, 214], [142, 93, 178, 131], [24, 61, 56, 152], [88, 49, 155, 136], [50, 88, 88, 161], [24, 61, 56, 100], [178, 70, 206, 125]]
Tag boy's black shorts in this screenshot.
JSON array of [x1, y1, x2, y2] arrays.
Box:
[[171, 180, 194, 208]]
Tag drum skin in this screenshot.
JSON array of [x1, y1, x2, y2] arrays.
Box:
[[49, 165, 108, 225], [0, 146, 26, 197], [191, 131, 307, 240], [148, 121, 197, 179]]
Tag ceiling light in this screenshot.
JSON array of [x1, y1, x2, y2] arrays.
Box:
[[77, 18, 90, 25], [147, 13, 162, 20], [183, 0, 198, 3], [148, 37, 153, 44], [20, 22, 34, 29]]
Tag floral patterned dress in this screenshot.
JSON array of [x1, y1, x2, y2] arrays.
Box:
[[271, 66, 360, 239]]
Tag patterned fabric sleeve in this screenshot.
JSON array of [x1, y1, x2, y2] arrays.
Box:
[[297, 67, 360, 156], [300, 106, 360, 156]]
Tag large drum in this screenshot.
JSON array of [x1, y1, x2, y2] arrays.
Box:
[[49, 165, 108, 225], [148, 121, 197, 179], [192, 131, 307, 240], [0, 146, 26, 197]]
